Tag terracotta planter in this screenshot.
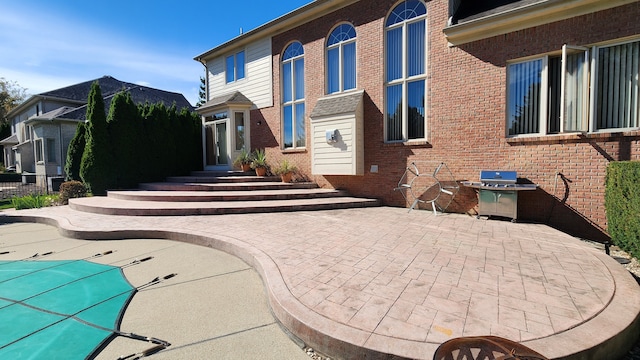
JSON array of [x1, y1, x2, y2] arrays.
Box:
[[280, 172, 293, 183], [240, 163, 251, 172], [255, 167, 267, 176]]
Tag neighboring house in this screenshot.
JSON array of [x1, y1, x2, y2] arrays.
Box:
[[2, 76, 192, 185], [194, 0, 640, 242]]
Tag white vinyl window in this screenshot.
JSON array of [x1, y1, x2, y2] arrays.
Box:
[[327, 23, 356, 94], [225, 50, 246, 83], [507, 39, 640, 136], [385, 0, 427, 142]]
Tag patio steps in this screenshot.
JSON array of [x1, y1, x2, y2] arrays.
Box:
[[68, 171, 380, 216]]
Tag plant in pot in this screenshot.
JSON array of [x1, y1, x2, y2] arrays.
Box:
[[233, 148, 252, 172], [250, 148, 268, 176], [273, 159, 297, 183]]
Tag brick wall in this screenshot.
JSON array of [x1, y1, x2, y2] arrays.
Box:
[[251, 0, 640, 242]]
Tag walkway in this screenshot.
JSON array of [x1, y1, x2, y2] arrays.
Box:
[[1, 206, 639, 359]]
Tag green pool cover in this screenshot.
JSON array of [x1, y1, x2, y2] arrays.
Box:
[[0, 260, 136, 359]]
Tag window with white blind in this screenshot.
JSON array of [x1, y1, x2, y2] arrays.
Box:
[[327, 23, 356, 94], [385, 0, 427, 142], [507, 39, 640, 136], [281, 42, 305, 149]]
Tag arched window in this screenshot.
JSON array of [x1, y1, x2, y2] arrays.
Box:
[[385, 0, 427, 142], [327, 23, 356, 94], [282, 42, 305, 149]]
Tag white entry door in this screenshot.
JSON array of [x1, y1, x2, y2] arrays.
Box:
[[204, 119, 230, 170]]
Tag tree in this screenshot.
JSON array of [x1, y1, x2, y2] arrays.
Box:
[[0, 78, 27, 124], [196, 76, 206, 107], [80, 82, 112, 195], [107, 90, 139, 188], [64, 122, 86, 181]]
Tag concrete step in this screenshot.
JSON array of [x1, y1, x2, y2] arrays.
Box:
[[166, 175, 281, 183], [139, 181, 319, 192], [68, 196, 381, 216], [189, 170, 252, 177], [107, 188, 348, 202]]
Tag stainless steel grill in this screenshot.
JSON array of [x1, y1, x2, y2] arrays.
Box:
[[463, 170, 536, 222]]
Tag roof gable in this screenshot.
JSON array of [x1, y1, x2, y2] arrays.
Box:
[[197, 91, 253, 113]]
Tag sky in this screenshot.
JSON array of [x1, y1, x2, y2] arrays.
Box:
[[0, 0, 312, 106]]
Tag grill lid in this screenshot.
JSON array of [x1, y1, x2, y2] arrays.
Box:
[[480, 170, 517, 184]]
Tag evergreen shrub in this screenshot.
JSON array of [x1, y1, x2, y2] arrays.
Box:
[[605, 161, 640, 258]]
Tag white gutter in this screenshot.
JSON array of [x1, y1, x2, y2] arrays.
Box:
[[194, 0, 359, 63], [443, 0, 638, 46]]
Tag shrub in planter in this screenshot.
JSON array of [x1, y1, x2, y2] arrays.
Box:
[[233, 148, 252, 172], [273, 159, 297, 183], [59, 180, 88, 205], [250, 149, 268, 176]]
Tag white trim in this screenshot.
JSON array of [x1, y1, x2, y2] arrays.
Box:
[[508, 38, 640, 137], [383, 0, 428, 143], [444, 0, 638, 46]]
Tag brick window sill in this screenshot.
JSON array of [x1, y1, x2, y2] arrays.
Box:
[[383, 140, 432, 148], [281, 148, 307, 154], [506, 130, 640, 145]]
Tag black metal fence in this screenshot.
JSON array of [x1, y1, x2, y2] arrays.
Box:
[[0, 174, 57, 200]]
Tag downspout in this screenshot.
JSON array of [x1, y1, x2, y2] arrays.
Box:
[[198, 59, 208, 170], [58, 121, 63, 176]]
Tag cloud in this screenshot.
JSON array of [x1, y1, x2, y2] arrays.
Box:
[[0, 4, 201, 104]]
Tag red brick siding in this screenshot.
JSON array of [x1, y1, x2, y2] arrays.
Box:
[[250, 0, 640, 241]]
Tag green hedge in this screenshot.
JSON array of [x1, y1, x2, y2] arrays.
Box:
[[605, 161, 640, 258]]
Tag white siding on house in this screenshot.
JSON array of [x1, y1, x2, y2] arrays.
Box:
[[311, 113, 364, 176], [207, 37, 273, 109]]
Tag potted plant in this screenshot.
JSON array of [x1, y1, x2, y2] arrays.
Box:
[[273, 159, 297, 183], [233, 148, 252, 172], [250, 149, 268, 176]]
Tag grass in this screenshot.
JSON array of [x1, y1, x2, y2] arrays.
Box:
[[11, 194, 59, 210], [0, 199, 13, 210]]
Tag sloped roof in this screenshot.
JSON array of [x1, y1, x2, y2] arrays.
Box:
[[28, 106, 77, 122], [20, 76, 194, 122], [197, 91, 253, 113], [0, 134, 18, 145], [310, 91, 364, 119], [39, 76, 192, 109]]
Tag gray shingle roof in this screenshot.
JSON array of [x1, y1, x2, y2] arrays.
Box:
[[0, 134, 18, 145], [310, 91, 363, 119], [197, 91, 253, 112], [41, 76, 192, 109], [30, 76, 194, 121]]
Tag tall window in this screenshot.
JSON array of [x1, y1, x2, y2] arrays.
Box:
[[226, 50, 246, 83], [34, 139, 43, 162], [282, 42, 305, 149], [46, 138, 56, 162], [327, 23, 356, 94], [508, 40, 640, 136], [385, 0, 427, 142], [235, 112, 245, 151]]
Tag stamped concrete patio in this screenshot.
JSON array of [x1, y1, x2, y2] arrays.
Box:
[[1, 205, 638, 359]]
